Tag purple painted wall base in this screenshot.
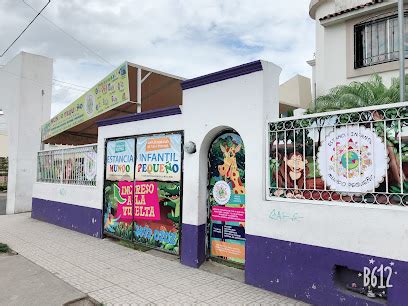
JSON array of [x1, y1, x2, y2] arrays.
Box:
[[32, 198, 103, 238], [246, 234, 408, 305], [180, 223, 206, 268]]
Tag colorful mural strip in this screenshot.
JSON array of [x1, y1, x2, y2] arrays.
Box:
[[135, 134, 181, 182], [42, 63, 130, 141], [208, 132, 246, 264], [106, 139, 135, 182]]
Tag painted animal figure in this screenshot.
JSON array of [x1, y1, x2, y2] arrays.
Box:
[[218, 143, 245, 194], [277, 152, 309, 190]]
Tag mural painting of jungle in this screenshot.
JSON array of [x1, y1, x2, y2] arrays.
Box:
[[104, 180, 133, 240], [133, 182, 180, 254], [269, 106, 408, 205], [208, 132, 246, 264], [103, 133, 182, 254]]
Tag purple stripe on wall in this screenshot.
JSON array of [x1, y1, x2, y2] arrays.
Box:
[[32, 198, 103, 238], [96, 106, 181, 127], [181, 60, 263, 90], [246, 234, 408, 305], [180, 223, 206, 268]]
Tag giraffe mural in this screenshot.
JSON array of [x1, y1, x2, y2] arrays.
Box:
[[208, 131, 246, 265], [219, 143, 245, 195]]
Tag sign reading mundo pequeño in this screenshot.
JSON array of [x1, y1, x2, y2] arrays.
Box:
[[106, 138, 135, 181], [41, 63, 130, 141], [135, 134, 181, 182]]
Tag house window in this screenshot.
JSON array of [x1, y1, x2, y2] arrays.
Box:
[[354, 13, 408, 68]]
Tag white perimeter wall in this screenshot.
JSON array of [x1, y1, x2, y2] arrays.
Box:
[[182, 60, 408, 262], [33, 114, 183, 212], [33, 182, 99, 209]]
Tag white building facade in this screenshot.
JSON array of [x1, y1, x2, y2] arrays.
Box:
[[309, 0, 406, 98]]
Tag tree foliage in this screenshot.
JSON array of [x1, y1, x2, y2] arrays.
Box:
[[308, 74, 408, 113]]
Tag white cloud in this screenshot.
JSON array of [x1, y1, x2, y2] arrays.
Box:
[[0, 0, 315, 116]]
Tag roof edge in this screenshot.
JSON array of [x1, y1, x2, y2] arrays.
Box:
[[181, 60, 263, 91], [97, 106, 181, 127], [309, 0, 326, 19]]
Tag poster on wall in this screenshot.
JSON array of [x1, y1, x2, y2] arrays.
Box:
[[133, 182, 181, 254], [135, 134, 181, 182], [208, 132, 245, 264], [42, 63, 130, 141], [106, 138, 135, 181], [103, 181, 134, 240]]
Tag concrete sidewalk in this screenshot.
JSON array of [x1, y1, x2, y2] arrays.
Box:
[[0, 253, 89, 306], [0, 213, 306, 305]]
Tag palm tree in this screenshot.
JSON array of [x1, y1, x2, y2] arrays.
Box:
[[308, 74, 405, 113]]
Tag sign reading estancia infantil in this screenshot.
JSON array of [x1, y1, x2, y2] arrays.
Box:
[[317, 126, 387, 193]]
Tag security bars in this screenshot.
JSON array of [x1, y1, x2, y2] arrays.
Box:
[[37, 144, 97, 186], [269, 103, 408, 206]]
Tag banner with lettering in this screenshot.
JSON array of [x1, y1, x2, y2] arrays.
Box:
[[134, 182, 160, 220], [135, 134, 181, 182], [106, 139, 135, 181], [42, 63, 130, 141]]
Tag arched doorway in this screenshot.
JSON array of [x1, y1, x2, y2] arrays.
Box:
[[207, 131, 245, 265]]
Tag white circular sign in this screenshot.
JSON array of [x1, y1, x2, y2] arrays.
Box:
[[84, 151, 97, 181], [213, 180, 231, 205], [85, 94, 95, 117], [317, 126, 387, 193]]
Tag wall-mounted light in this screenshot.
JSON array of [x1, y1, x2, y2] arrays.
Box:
[[0, 109, 3, 116], [184, 141, 196, 154]]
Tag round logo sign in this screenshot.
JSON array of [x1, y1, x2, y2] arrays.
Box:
[[84, 151, 97, 181], [213, 180, 231, 205], [85, 94, 95, 117], [317, 126, 387, 193]]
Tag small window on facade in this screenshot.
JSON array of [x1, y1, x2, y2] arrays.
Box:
[[354, 13, 408, 69]]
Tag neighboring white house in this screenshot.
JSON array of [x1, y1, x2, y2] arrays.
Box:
[[309, 0, 406, 99]]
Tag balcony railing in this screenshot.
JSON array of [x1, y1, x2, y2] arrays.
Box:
[[37, 144, 97, 186], [269, 102, 408, 206]]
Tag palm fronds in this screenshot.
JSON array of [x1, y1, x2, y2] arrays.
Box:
[[309, 74, 408, 113]]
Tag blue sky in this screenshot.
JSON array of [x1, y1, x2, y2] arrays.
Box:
[[0, 0, 315, 116]]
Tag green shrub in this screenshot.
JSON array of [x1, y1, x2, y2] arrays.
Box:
[[0, 243, 9, 253]]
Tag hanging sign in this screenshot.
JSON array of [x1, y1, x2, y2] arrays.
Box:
[[106, 138, 135, 181], [317, 126, 387, 193], [135, 134, 181, 181], [42, 63, 130, 141]]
